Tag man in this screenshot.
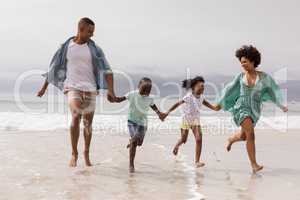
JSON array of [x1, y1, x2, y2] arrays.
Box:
[[37, 17, 116, 167]]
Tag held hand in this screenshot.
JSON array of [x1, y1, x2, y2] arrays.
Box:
[[159, 112, 168, 121], [281, 106, 288, 112], [114, 96, 125, 103], [107, 90, 116, 103], [214, 104, 221, 111], [37, 88, 46, 97]]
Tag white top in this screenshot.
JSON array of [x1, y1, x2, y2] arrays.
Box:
[[64, 40, 97, 92], [182, 92, 204, 123], [242, 73, 260, 86]]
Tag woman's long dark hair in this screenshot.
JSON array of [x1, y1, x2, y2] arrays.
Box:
[[182, 76, 205, 89]]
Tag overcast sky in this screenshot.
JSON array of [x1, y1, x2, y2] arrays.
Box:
[[0, 0, 299, 83]]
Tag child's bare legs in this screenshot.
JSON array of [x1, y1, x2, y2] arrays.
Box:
[[241, 117, 263, 173], [83, 111, 94, 167], [192, 126, 205, 167], [173, 129, 188, 155], [68, 100, 82, 167], [226, 130, 246, 151], [129, 140, 138, 173]]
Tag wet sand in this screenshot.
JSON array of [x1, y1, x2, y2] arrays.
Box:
[[0, 129, 300, 200]]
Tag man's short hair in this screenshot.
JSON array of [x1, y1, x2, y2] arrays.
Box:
[[139, 77, 152, 85]]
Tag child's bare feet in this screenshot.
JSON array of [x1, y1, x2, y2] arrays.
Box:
[[69, 154, 78, 167], [252, 164, 263, 173], [195, 162, 205, 168], [129, 165, 135, 173], [84, 151, 92, 167], [226, 137, 234, 152], [173, 146, 179, 155]]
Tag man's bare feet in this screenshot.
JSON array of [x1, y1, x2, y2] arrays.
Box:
[[195, 162, 205, 168], [252, 164, 264, 173], [69, 154, 78, 167], [84, 151, 92, 167], [129, 165, 135, 173], [226, 137, 234, 152], [173, 146, 179, 155]]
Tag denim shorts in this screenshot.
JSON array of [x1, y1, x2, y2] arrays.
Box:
[[127, 120, 147, 146]]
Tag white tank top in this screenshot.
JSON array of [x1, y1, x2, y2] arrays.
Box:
[[64, 40, 97, 92]]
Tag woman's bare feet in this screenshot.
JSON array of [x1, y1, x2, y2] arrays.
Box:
[[226, 137, 234, 152], [252, 164, 264, 173], [84, 151, 92, 167], [173, 146, 179, 155], [195, 162, 205, 168], [129, 165, 135, 173], [69, 154, 78, 167]]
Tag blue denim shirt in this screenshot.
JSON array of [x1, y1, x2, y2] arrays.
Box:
[[42, 36, 112, 91]]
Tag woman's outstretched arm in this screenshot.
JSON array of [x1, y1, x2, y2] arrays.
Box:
[[262, 73, 288, 112], [217, 73, 242, 111]]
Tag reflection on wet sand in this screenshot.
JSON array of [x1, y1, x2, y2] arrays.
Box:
[[1, 130, 300, 199]]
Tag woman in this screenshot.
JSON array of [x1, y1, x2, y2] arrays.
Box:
[[215, 45, 288, 173]]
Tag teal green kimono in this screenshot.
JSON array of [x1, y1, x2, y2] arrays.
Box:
[[217, 72, 283, 127]]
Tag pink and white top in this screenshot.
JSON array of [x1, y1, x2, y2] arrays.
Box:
[[182, 92, 204, 123]]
